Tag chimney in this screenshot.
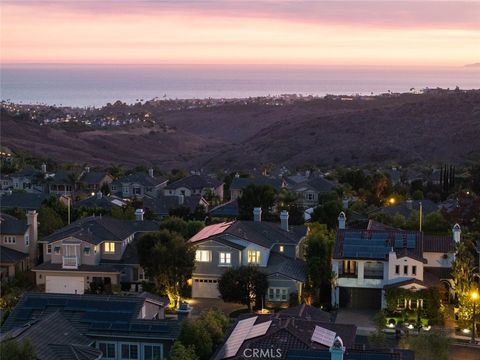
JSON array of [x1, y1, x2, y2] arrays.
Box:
[[176, 302, 192, 322], [26, 210, 38, 265], [280, 210, 289, 231], [148, 168, 154, 178], [330, 337, 345, 360], [452, 223, 461, 243], [235, 172, 240, 178], [338, 212, 346, 230], [41, 163, 47, 174], [85, 166, 90, 173], [96, 191, 103, 199], [135, 209, 144, 221], [178, 194, 184, 205], [342, 198, 349, 210], [406, 199, 413, 209], [253, 207, 262, 222]]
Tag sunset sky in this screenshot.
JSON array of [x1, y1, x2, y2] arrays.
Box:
[[1, 0, 479, 66]]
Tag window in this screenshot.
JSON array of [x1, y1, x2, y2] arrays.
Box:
[[84, 247, 91, 255], [145, 187, 153, 192], [195, 250, 211, 262], [121, 344, 138, 359], [99, 343, 116, 359], [133, 187, 141, 195], [45, 244, 51, 254], [412, 266, 417, 276], [268, 287, 288, 301], [342, 260, 357, 275], [279, 245, 284, 253], [104, 242, 116, 253], [54, 246, 61, 254], [25, 234, 29, 246], [3, 236, 16, 244], [403, 265, 408, 275], [219, 252, 231, 265], [144, 345, 162, 360], [247, 250, 261, 264], [395, 265, 400, 275], [306, 193, 315, 201]]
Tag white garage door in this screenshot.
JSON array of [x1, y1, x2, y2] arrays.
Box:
[[46, 276, 85, 294], [192, 278, 220, 298]]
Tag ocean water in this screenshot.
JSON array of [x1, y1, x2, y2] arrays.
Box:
[[1, 64, 479, 108]]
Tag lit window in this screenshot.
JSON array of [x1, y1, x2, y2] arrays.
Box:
[[144, 345, 162, 360], [412, 266, 417, 276], [395, 265, 400, 275], [247, 250, 261, 264], [121, 344, 138, 359], [219, 252, 231, 265], [104, 242, 116, 253], [403, 265, 408, 275], [195, 250, 211, 262], [99, 343, 116, 359], [279, 245, 284, 252]]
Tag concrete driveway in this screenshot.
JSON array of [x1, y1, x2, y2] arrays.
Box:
[[187, 298, 246, 318], [335, 309, 377, 335]]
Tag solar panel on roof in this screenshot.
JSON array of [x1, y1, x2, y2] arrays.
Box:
[[47, 298, 68, 306], [110, 323, 129, 331], [90, 322, 111, 330], [245, 320, 272, 340], [311, 326, 336, 347], [130, 324, 151, 332], [81, 311, 131, 323], [24, 298, 47, 310], [149, 324, 168, 333], [221, 316, 258, 359], [16, 309, 32, 320]]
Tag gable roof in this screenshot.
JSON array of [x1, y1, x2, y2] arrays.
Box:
[[73, 195, 124, 210], [165, 174, 222, 190], [372, 199, 439, 218], [0, 311, 101, 360], [0, 193, 52, 210], [266, 252, 308, 282], [39, 216, 159, 245], [0, 245, 29, 264], [119, 173, 167, 187], [0, 215, 28, 235], [144, 195, 205, 216], [79, 171, 111, 185], [209, 199, 240, 218], [423, 234, 454, 253]]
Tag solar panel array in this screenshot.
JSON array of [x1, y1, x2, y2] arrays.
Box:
[[221, 316, 258, 358], [245, 320, 272, 340], [342, 232, 389, 259], [89, 322, 168, 333], [311, 326, 336, 347]]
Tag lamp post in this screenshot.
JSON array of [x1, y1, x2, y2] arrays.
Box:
[[471, 290, 479, 344]]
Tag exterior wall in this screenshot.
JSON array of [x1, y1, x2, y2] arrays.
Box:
[[423, 252, 454, 268], [334, 259, 387, 289], [271, 244, 295, 259], [101, 241, 124, 261], [94, 339, 171, 360], [230, 189, 242, 200], [266, 273, 302, 306], [193, 240, 241, 276], [2, 231, 29, 254], [387, 252, 424, 282], [35, 270, 119, 288]]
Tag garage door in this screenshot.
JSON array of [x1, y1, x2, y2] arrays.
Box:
[[46, 276, 85, 294], [339, 287, 381, 309], [192, 278, 220, 298]]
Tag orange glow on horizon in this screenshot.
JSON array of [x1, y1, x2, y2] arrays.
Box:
[[1, 2, 479, 66]]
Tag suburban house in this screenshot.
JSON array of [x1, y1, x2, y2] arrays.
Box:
[[33, 213, 159, 294], [73, 191, 127, 211], [288, 177, 336, 209], [77, 166, 113, 194], [48, 170, 78, 196], [229, 175, 285, 200], [112, 169, 168, 198], [0, 192, 52, 211], [0, 174, 13, 191], [11, 168, 45, 193], [189, 208, 307, 306], [143, 194, 208, 219], [1, 292, 179, 360], [331, 212, 456, 309], [209, 199, 240, 219], [164, 174, 224, 202], [370, 199, 439, 219], [0, 211, 38, 280]]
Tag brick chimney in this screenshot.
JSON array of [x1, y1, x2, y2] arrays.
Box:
[[253, 207, 262, 222]]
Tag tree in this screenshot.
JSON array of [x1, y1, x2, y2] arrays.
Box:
[[100, 182, 110, 196], [178, 309, 229, 360], [238, 184, 276, 221], [305, 223, 336, 302], [422, 211, 450, 234], [38, 205, 64, 238], [170, 341, 199, 360], [399, 331, 451, 360], [160, 217, 204, 239], [0, 339, 35, 360], [310, 195, 343, 229], [218, 266, 268, 311], [137, 230, 196, 307]]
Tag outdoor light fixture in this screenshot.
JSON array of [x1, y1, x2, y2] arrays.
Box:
[[407, 324, 414, 330], [463, 328, 471, 334], [388, 323, 395, 328], [424, 325, 431, 331], [470, 290, 479, 344]]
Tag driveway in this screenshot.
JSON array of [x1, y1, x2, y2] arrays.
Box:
[[187, 298, 246, 318], [334, 309, 377, 335]]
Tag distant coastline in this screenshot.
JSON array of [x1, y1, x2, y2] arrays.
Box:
[[464, 63, 480, 67]]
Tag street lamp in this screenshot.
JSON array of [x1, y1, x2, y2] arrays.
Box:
[[471, 290, 479, 344]]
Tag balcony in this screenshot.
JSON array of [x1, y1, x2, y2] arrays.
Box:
[[62, 256, 79, 269]]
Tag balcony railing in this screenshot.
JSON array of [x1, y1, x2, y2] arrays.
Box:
[[62, 256, 79, 269]]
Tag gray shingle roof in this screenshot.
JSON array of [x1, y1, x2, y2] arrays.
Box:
[[0, 193, 52, 210], [73, 195, 121, 210], [144, 195, 204, 216], [32, 262, 120, 273], [0, 216, 28, 235], [372, 199, 439, 218], [265, 252, 308, 282], [209, 199, 239, 218], [230, 177, 283, 191], [0, 245, 29, 264], [165, 174, 222, 190], [79, 171, 110, 185], [39, 216, 159, 245], [119, 173, 167, 187], [0, 311, 100, 360]]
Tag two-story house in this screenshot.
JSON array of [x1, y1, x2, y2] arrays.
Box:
[[48, 170, 79, 196], [113, 169, 168, 199], [77, 166, 113, 194], [11, 168, 45, 193], [143, 194, 208, 219], [331, 212, 456, 310], [0, 211, 38, 280], [289, 177, 336, 209], [189, 208, 307, 306], [164, 174, 224, 202], [33, 213, 159, 294]]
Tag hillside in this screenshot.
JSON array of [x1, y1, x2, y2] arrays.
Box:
[[2, 91, 480, 170]]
